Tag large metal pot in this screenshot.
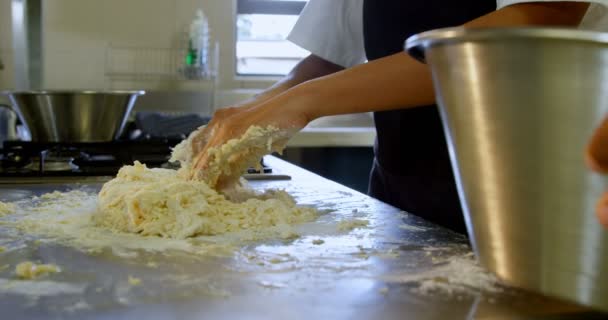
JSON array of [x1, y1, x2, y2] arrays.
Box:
[[0, 90, 144, 142], [406, 28, 608, 311]]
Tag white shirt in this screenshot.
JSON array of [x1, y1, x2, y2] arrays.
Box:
[[288, 0, 608, 68]]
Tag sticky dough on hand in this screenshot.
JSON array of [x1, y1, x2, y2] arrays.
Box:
[[173, 125, 293, 190]]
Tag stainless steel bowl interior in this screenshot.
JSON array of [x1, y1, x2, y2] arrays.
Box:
[[0, 90, 144, 142], [405, 27, 608, 311]]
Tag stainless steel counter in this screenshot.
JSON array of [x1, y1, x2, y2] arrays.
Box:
[[0, 156, 605, 320]]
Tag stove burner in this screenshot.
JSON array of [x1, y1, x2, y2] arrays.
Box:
[[0, 140, 179, 177], [0, 139, 276, 179], [39, 147, 85, 172]]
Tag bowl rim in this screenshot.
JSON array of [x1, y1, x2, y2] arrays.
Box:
[[406, 27, 608, 62], [0, 90, 145, 96]]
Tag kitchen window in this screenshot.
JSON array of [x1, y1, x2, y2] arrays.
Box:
[[236, 0, 309, 76]]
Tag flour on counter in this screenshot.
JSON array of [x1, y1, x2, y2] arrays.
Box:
[[0, 201, 15, 216], [127, 276, 142, 286], [15, 261, 60, 280], [337, 219, 369, 232], [398, 224, 427, 232], [0, 278, 84, 296], [382, 253, 503, 296], [8, 190, 206, 256]]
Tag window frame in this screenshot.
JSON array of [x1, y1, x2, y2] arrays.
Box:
[[236, 0, 306, 15]]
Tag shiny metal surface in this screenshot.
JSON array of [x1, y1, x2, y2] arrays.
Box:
[[11, 0, 43, 90], [0, 105, 18, 143], [0, 157, 605, 319], [1, 90, 144, 142], [406, 27, 608, 311]]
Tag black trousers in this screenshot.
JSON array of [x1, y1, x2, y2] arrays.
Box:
[[368, 157, 467, 234]]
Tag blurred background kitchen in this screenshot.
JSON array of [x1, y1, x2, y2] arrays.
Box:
[[0, 0, 375, 192]]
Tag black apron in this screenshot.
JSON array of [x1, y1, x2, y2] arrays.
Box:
[[364, 0, 495, 234]]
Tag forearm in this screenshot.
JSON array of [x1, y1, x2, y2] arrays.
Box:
[[291, 52, 433, 120], [278, 2, 589, 120], [240, 54, 344, 107]]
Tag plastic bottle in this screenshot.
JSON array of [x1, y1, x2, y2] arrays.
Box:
[[187, 9, 210, 69]]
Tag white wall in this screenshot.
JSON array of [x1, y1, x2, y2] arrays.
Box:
[[0, 0, 275, 109], [42, 0, 219, 89]]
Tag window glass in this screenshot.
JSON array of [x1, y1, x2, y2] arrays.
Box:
[[236, 0, 309, 76]]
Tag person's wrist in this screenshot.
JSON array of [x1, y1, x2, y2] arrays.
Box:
[[286, 80, 323, 123]]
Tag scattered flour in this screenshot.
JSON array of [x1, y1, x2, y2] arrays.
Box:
[[0, 278, 84, 296], [0, 201, 15, 216], [127, 276, 142, 286], [398, 224, 427, 232], [3, 188, 311, 257], [10, 194, 206, 256], [15, 261, 60, 280], [382, 253, 503, 296], [337, 219, 369, 232]]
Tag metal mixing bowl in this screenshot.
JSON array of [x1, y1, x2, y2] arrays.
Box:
[[0, 90, 144, 142], [406, 28, 608, 311]]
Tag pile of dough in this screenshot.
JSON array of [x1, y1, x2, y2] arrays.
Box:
[[94, 162, 316, 239], [172, 125, 292, 189], [15, 261, 60, 279], [0, 201, 15, 216], [94, 125, 314, 239]]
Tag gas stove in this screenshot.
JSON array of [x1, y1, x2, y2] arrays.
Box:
[[0, 140, 289, 183]]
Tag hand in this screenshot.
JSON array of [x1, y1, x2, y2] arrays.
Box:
[[191, 104, 253, 157], [586, 116, 608, 228], [189, 95, 312, 187]]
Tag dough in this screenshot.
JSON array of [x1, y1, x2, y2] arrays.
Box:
[[94, 125, 314, 239], [172, 125, 292, 189], [94, 163, 316, 239], [15, 261, 60, 279], [128, 275, 142, 286], [94, 125, 315, 240], [337, 219, 369, 232], [0, 201, 15, 216]]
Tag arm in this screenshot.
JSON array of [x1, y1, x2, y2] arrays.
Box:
[[210, 2, 589, 127], [241, 54, 345, 107], [191, 54, 342, 153], [587, 116, 608, 228], [283, 2, 590, 120], [192, 2, 590, 177]]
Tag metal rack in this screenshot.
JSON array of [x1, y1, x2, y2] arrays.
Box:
[[104, 43, 219, 81], [104, 43, 220, 115]]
